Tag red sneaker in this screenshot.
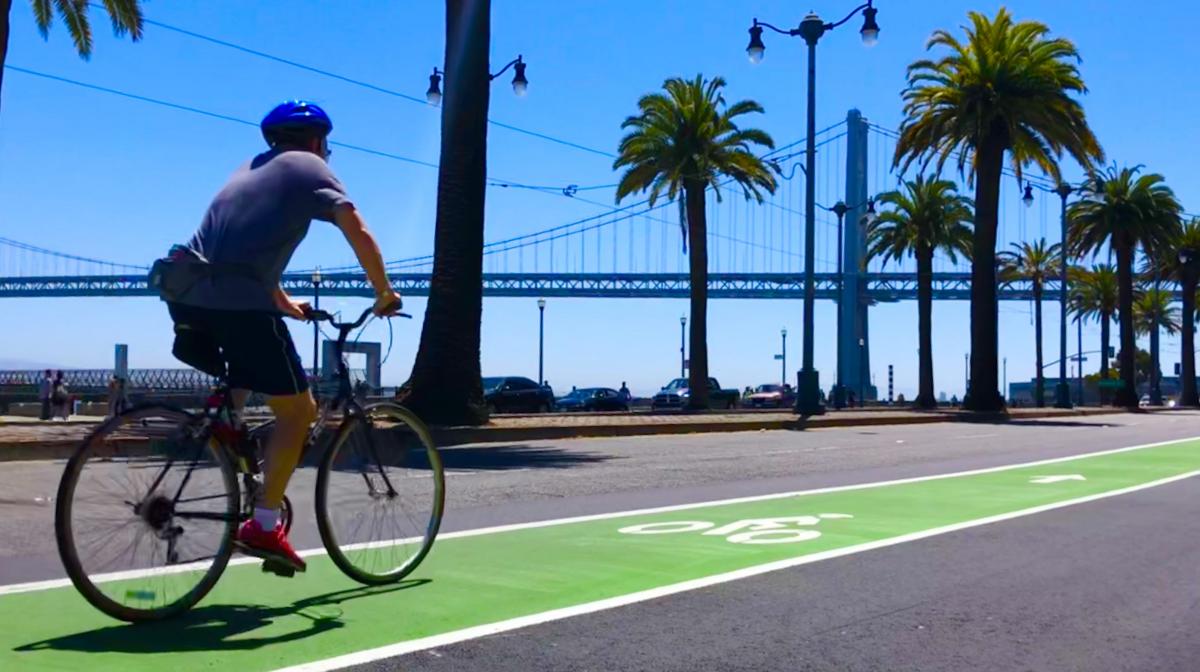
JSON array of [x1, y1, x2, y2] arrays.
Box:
[[236, 519, 306, 572]]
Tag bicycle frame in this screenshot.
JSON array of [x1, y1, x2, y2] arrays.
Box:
[[137, 306, 407, 531]]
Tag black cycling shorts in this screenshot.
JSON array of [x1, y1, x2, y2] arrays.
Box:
[[167, 302, 309, 396]]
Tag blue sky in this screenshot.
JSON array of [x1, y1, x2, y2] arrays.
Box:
[[1, 0, 1197, 398]]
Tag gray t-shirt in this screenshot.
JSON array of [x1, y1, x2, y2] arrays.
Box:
[[177, 149, 351, 312]]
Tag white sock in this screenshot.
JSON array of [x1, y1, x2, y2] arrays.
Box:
[[253, 507, 279, 530]]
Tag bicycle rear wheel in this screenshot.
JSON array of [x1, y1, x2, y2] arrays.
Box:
[[55, 405, 239, 622], [315, 402, 444, 584]]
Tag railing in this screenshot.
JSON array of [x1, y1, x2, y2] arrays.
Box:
[[0, 368, 219, 391], [0, 367, 372, 393], [0, 271, 1164, 301]]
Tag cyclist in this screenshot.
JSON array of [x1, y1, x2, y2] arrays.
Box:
[[167, 100, 401, 572]]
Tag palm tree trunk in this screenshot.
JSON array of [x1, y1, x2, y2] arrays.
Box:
[[1181, 274, 1199, 407], [1114, 239, 1138, 408], [0, 0, 11, 116], [684, 182, 710, 411], [401, 0, 490, 426], [1034, 283, 1044, 407], [1099, 313, 1111, 404], [964, 135, 1005, 412], [915, 247, 936, 409]]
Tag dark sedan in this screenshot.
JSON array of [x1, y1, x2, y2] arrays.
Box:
[[556, 387, 629, 412], [483, 376, 556, 413]]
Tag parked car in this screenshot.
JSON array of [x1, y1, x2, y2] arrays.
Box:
[[483, 376, 555, 413], [747, 383, 795, 409], [556, 387, 629, 412], [651, 377, 740, 410]]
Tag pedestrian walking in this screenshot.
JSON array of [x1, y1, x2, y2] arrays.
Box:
[[51, 371, 70, 420], [38, 369, 53, 421]]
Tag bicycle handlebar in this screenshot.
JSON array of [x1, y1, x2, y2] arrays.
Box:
[[307, 305, 410, 331]]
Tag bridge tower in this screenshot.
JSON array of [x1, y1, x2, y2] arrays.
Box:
[[838, 110, 874, 401]]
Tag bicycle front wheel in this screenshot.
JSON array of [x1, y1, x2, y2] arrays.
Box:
[[315, 402, 444, 585], [55, 405, 239, 622]]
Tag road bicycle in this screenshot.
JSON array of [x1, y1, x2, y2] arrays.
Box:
[[54, 307, 445, 622]]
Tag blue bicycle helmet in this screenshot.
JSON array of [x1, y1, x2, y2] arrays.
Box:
[[260, 100, 333, 145]]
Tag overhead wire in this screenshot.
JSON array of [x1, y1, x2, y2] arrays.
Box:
[[89, 3, 618, 159], [5, 65, 615, 195]]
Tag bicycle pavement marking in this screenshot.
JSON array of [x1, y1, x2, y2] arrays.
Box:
[[0, 435, 1198, 672]]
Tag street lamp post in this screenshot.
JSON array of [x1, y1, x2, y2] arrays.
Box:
[[537, 298, 547, 387], [1151, 270, 1163, 405], [1023, 181, 1075, 408], [781, 328, 788, 386], [747, 1, 879, 416], [1077, 313, 1084, 405], [426, 55, 529, 105], [680, 315, 687, 379], [858, 337, 867, 406], [311, 267, 322, 381]]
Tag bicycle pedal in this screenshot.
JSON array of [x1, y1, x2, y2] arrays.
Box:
[[261, 560, 296, 578]]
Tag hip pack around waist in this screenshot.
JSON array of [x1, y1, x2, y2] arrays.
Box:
[[149, 245, 261, 302]]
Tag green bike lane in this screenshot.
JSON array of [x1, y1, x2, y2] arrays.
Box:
[[2, 437, 1199, 672]]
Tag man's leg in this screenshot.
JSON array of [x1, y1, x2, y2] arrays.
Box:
[[259, 391, 317, 511]]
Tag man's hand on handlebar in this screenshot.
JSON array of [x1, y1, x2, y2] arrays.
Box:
[[274, 288, 312, 321], [373, 290, 403, 317]]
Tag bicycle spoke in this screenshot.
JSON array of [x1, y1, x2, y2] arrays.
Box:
[[59, 407, 237, 621], [318, 404, 443, 584]]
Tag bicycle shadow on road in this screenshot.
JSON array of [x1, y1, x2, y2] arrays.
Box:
[[13, 579, 429, 656]]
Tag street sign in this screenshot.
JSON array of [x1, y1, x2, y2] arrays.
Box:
[[1098, 379, 1122, 390], [773, 354, 784, 360]]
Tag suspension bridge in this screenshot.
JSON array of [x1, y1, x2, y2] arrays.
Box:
[[0, 110, 1128, 394], [0, 111, 1076, 301]]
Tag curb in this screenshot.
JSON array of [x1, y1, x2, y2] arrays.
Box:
[[432, 407, 1130, 446], [0, 407, 1143, 461]]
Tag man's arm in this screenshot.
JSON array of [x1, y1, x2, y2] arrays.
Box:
[[333, 205, 401, 313]]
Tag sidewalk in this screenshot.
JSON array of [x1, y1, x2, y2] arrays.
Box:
[[0, 406, 1134, 462]]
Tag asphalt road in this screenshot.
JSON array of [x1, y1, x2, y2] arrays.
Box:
[[2, 411, 1199, 671]]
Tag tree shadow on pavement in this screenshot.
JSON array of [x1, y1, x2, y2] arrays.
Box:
[[968, 418, 1116, 428], [13, 579, 428, 655], [438, 444, 617, 471]]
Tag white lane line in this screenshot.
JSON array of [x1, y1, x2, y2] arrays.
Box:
[[2, 434, 1198, 598], [275, 467, 1200, 672]]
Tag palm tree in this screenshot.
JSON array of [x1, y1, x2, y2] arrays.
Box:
[[867, 177, 973, 409], [1070, 165, 1182, 408], [403, 0, 491, 425], [1133, 288, 1181, 338], [1147, 218, 1200, 406], [894, 8, 1103, 412], [999, 239, 1061, 407], [613, 74, 776, 410], [1, 0, 144, 114], [1069, 264, 1119, 401]]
